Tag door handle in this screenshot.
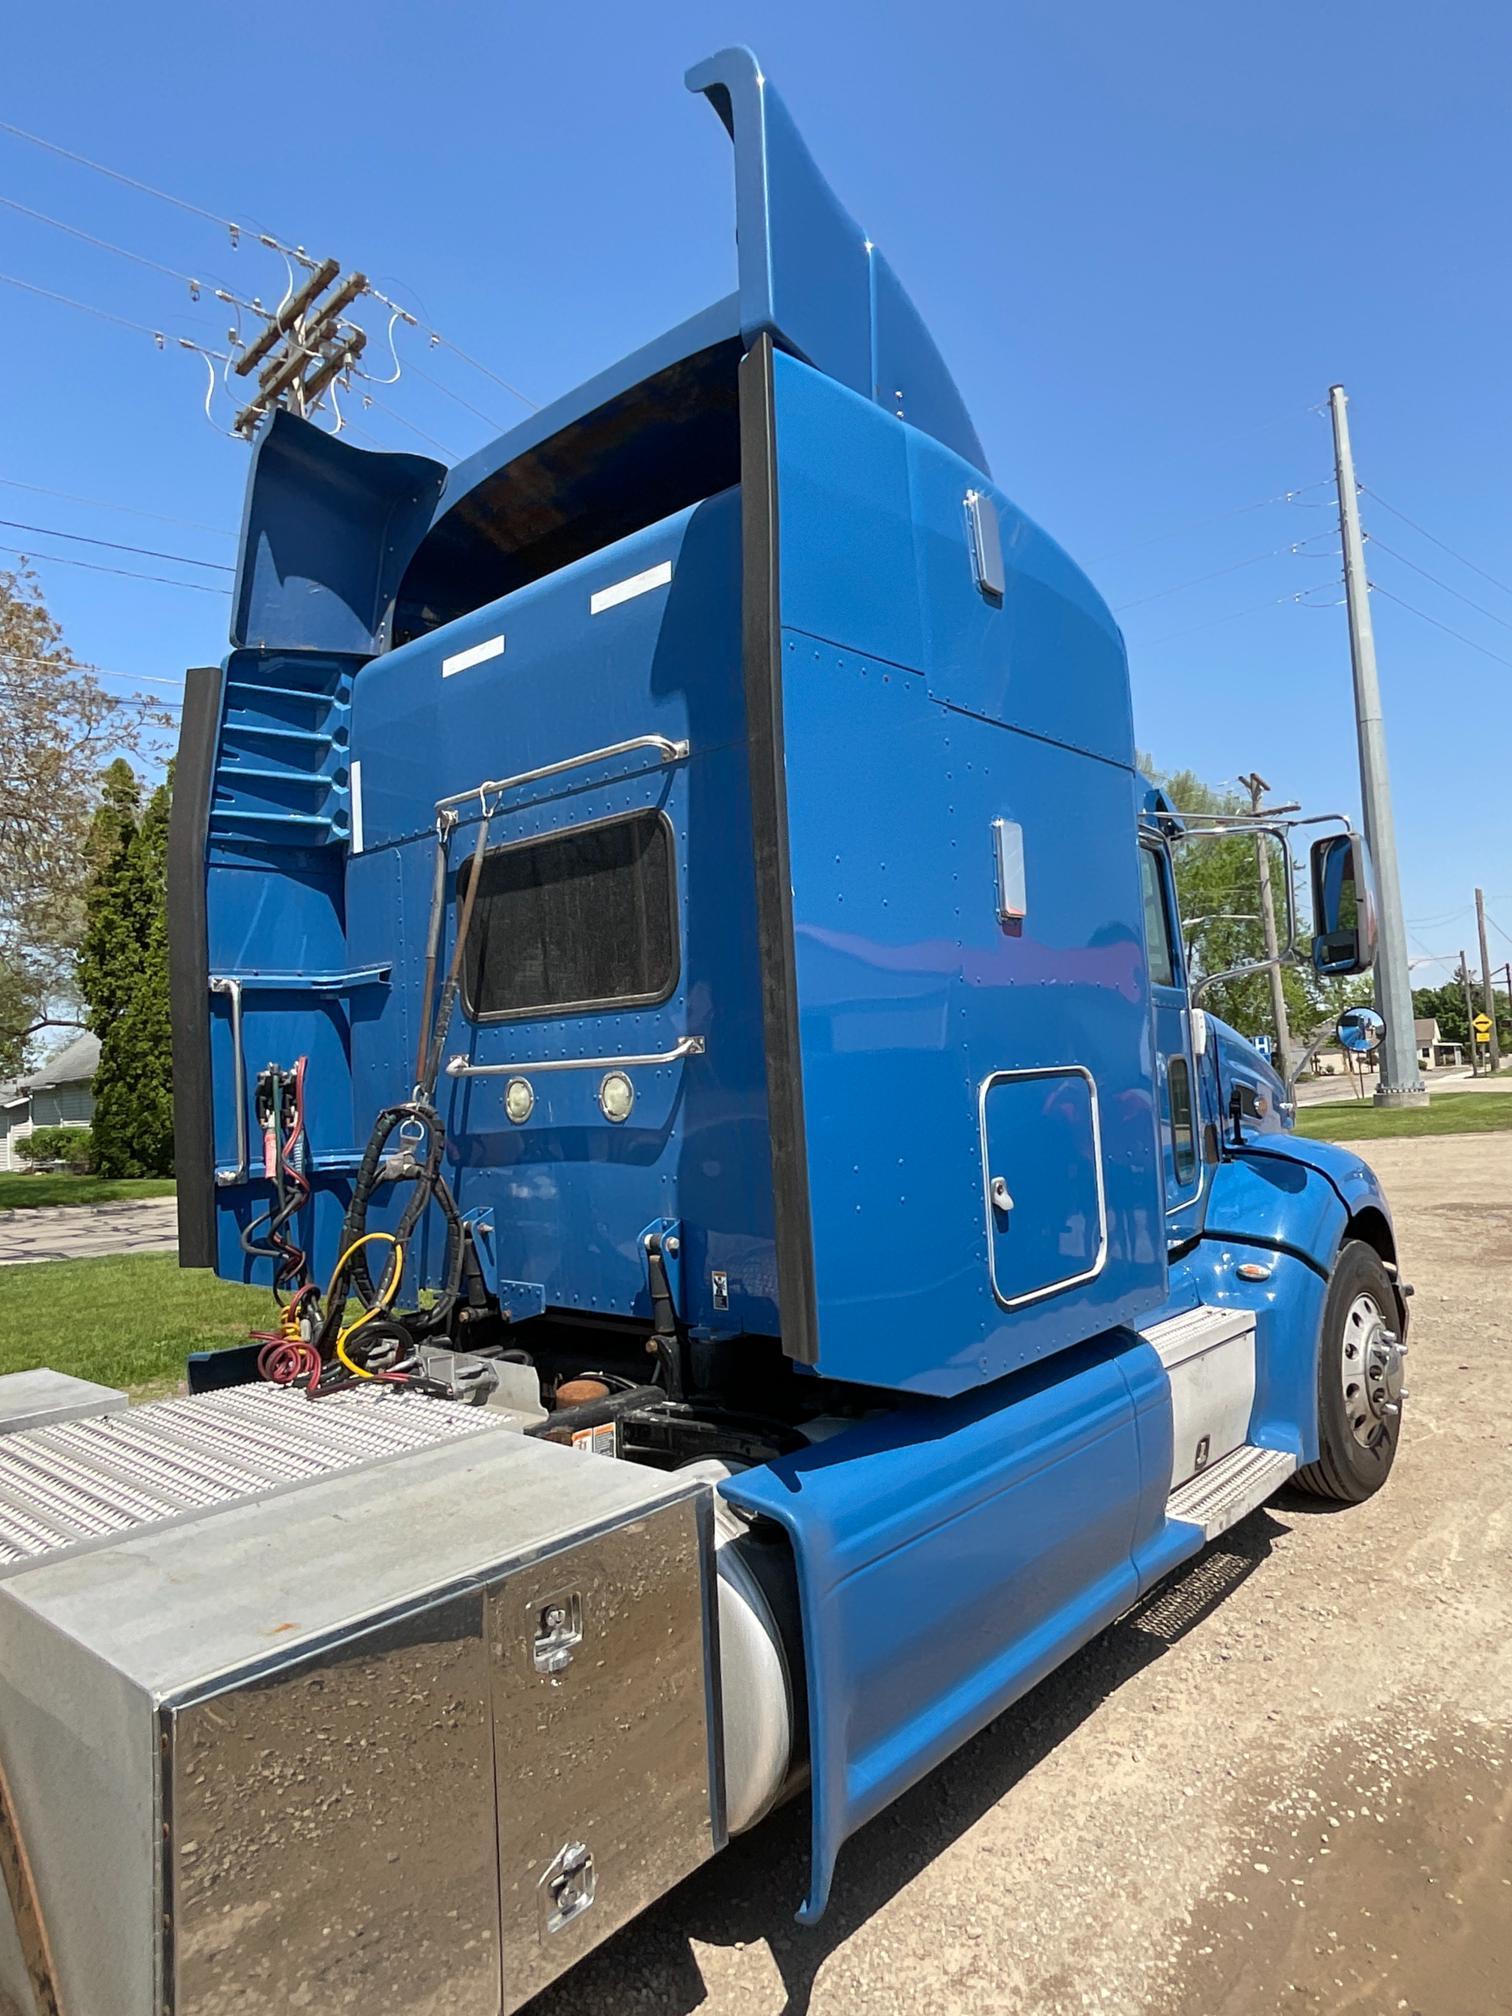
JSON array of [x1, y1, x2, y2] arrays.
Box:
[[990, 1175, 1014, 1214]]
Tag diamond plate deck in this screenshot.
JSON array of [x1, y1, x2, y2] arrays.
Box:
[[0, 1382, 500, 1568]]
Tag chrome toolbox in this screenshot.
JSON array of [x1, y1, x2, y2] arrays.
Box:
[[0, 1383, 720, 2016]]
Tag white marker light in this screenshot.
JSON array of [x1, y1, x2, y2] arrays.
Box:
[[504, 1078, 535, 1125], [598, 1072, 635, 1124]]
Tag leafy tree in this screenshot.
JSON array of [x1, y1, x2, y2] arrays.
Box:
[[1142, 758, 1372, 1055], [1415, 972, 1511, 1051], [79, 770, 175, 1178], [0, 568, 164, 1070]]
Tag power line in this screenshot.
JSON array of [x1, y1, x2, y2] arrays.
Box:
[[0, 542, 230, 594], [0, 114, 535, 417], [1140, 579, 1343, 648], [1366, 535, 1512, 636], [2, 663, 186, 693], [402, 353, 504, 430], [1361, 485, 1512, 604], [0, 118, 243, 239], [0, 192, 203, 294], [0, 477, 230, 538], [0, 519, 232, 572], [1114, 547, 1289, 614], [1091, 478, 1333, 567], [1368, 582, 1512, 673], [355, 383, 458, 458], [0, 268, 166, 341]]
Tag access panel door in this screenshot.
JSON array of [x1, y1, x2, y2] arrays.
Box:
[[979, 1069, 1106, 1309]]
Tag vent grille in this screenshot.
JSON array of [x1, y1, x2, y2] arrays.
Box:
[[0, 1384, 499, 1568]]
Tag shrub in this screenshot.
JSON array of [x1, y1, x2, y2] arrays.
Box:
[[16, 1125, 95, 1173]]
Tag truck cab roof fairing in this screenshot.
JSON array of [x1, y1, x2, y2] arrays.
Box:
[[687, 47, 989, 476], [231, 49, 990, 659]]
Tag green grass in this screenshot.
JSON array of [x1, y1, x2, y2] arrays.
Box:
[[0, 1173, 176, 1212], [0, 1253, 268, 1398], [1295, 1090, 1512, 1142]]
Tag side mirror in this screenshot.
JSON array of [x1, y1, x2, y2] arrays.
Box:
[[1310, 832, 1376, 976], [1337, 1005, 1385, 1054]]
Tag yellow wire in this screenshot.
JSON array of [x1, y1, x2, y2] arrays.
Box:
[[326, 1231, 404, 1378]]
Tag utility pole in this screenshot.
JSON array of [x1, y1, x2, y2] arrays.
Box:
[[1238, 772, 1294, 1080], [1475, 888, 1502, 1073], [1329, 385, 1427, 1106], [230, 259, 368, 439], [1460, 951, 1479, 1075]]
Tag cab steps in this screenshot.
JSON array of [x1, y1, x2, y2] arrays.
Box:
[[1167, 1443, 1296, 1542]]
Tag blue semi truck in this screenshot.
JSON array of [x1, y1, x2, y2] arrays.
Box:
[[0, 47, 1409, 2016]]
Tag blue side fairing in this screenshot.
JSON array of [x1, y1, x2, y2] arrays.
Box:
[[722, 1331, 1168, 1922]]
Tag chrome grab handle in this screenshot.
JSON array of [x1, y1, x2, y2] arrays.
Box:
[[435, 735, 689, 816], [208, 976, 247, 1185], [446, 1035, 705, 1079]]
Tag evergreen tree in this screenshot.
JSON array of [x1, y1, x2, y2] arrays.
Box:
[[78, 765, 175, 1178]]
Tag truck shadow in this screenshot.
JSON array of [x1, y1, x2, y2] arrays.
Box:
[[527, 1507, 1290, 2016]]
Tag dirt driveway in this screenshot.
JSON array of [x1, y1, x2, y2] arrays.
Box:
[[533, 1132, 1512, 2016]]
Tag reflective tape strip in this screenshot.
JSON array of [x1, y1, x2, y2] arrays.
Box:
[[442, 634, 506, 677], [589, 560, 672, 615]]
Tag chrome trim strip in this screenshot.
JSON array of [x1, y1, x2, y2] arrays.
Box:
[[446, 1034, 705, 1079], [976, 1064, 1109, 1310], [435, 734, 689, 816], [208, 976, 246, 1185]]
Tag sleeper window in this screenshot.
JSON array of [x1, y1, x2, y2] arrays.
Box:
[[461, 810, 677, 1022]]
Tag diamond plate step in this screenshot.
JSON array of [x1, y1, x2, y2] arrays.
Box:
[[1166, 1442, 1296, 1542]]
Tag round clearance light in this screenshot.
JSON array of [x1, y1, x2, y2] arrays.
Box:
[[598, 1071, 635, 1124], [504, 1077, 535, 1125]]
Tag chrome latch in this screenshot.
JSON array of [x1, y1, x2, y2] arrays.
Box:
[[540, 1841, 596, 1933], [990, 1175, 1014, 1215], [532, 1591, 582, 1677]]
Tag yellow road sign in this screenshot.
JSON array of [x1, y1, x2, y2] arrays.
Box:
[[1473, 1012, 1493, 1039]]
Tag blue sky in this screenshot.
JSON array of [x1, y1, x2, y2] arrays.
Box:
[[3, 0, 1509, 985]]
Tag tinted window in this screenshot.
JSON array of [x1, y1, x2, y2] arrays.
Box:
[[462, 811, 677, 1021], [1169, 1056, 1197, 1183], [1139, 846, 1177, 989]]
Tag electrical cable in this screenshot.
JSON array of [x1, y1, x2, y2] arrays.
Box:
[[0, 118, 245, 238], [1140, 579, 1343, 648], [1366, 536, 1512, 636], [0, 476, 230, 537], [354, 382, 458, 458], [0, 541, 230, 593], [1368, 583, 1512, 673], [403, 352, 504, 430], [1, 654, 186, 687], [0, 268, 166, 341], [0, 519, 233, 572], [1361, 485, 1512, 604], [1091, 479, 1333, 567], [1113, 544, 1320, 614], [0, 192, 204, 293]]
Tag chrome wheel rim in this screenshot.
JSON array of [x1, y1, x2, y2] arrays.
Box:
[[1339, 1290, 1405, 1449]]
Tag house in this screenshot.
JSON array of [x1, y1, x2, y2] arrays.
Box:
[[0, 1031, 100, 1172], [1414, 1017, 1464, 1071]]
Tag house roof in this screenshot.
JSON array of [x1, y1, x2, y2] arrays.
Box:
[[1413, 1018, 1441, 1045], [16, 1030, 100, 1091]]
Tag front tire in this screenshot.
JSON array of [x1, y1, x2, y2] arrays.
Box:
[[1292, 1239, 1404, 1503]]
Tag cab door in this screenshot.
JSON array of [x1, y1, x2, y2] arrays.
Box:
[[1139, 842, 1203, 1243]]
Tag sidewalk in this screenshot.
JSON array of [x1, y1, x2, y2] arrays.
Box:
[[0, 1197, 179, 1266]]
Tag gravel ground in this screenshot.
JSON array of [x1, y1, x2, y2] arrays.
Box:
[[532, 1131, 1512, 2016]]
